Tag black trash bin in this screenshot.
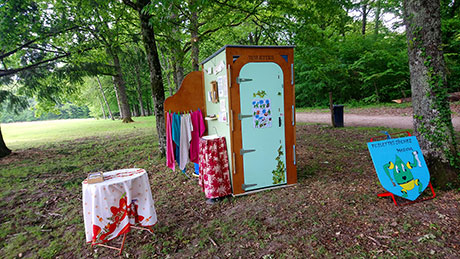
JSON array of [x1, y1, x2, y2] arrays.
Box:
[[333, 105, 344, 127]]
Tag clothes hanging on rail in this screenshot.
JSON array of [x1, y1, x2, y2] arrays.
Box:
[[166, 109, 205, 172], [166, 112, 175, 171], [179, 113, 193, 170], [172, 112, 181, 167], [190, 109, 206, 163]]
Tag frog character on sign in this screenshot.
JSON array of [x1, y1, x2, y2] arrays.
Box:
[[383, 151, 423, 198]]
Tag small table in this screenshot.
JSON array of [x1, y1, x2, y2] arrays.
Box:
[[82, 168, 157, 254], [198, 136, 232, 199]]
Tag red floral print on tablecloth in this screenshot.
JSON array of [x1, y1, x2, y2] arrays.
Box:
[[198, 137, 232, 199], [82, 169, 157, 245], [91, 193, 148, 244]]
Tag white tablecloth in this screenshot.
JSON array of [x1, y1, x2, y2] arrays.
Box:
[[82, 168, 157, 244]]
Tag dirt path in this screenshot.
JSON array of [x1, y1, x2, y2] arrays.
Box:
[[296, 105, 460, 131]]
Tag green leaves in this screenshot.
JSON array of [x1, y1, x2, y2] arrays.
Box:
[[0, 90, 28, 114], [295, 31, 410, 106]]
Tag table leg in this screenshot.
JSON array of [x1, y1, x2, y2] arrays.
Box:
[[118, 233, 127, 256], [91, 226, 153, 255], [92, 233, 127, 255], [131, 225, 153, 233]]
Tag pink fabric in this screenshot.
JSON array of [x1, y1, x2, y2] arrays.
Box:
[[166, 112, 175, 171], [198, 137, 232, 199], [190, 109, 206, 163]]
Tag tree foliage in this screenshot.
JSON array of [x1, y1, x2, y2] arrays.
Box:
[[1, 0, 459, 169]]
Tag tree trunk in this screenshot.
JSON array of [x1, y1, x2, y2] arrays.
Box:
[[362, 1, 367, 35], [404, 0, 459, 188], [189, 0, 200, 71], [134, 61, 146, 116], [112, 79, 122, 118], [374, 0, 381, 35], [373, 81, 380, 102], [133, 105, 139, 117], [169, 11, 185, 91], [110, 50, 133, 123], [341, 6, 349, 38], [138, 2, 166, 155], [123, 0, 167, 154], [96, 76, 114, 120], [173, 56, 185, 91], [0, 125, 11, 158], [145, 98, 151, 116], [98, 94, 107, 119], [159, 49, 174, 96]]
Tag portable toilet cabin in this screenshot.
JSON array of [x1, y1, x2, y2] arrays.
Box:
[[164, 45, 297, 195]]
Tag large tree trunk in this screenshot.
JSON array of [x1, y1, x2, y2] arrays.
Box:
[[96, 76, 114, 120], [404, 0, 459, 188], [138, 2, 166, 155], [123, 0, 167, 155], [110, 50, 133, 123], [0, 126, 11, 158]]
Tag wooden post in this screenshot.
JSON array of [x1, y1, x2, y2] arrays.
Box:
[[329, 92, 335, 127]]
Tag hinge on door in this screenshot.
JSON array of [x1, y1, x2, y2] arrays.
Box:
[[291, 63, 294, 85], [293, 145, 296, 165], [231, 111, 234, 131], [228, 64, 232, 88], [240, 149, 256, 155], [242, 183, 257, 191], [232, 152, 236, 175], [236, 77, 253, 84], [238, 113, 252, 120]]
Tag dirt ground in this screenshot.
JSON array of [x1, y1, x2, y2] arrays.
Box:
[[1, 108, 459, 258], [297, 103, 460, 130], [337, 103, 460, 117]]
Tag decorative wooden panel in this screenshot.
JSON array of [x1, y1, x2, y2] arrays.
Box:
[[164, 71, 205, 114], [163, 70, 206, 137]]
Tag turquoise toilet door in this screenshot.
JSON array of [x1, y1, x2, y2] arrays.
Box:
[[238, 62, 286, 192]]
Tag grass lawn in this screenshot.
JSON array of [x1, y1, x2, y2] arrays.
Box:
[[0, 117, 459, 258], [2, 116, 156, 149]]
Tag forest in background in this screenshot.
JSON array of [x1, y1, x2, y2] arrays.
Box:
[[1, 0, 458, 122], [0, 101, 89, 123]]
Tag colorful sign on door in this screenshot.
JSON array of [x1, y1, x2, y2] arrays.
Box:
[[367, 136, 430, 201], [252, 98, 272, 128]]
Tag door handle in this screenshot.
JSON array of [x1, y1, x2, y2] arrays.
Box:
[[279, 117, 282, 127], [238, 113, 252, 120], [240, 149, 256, 155]]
